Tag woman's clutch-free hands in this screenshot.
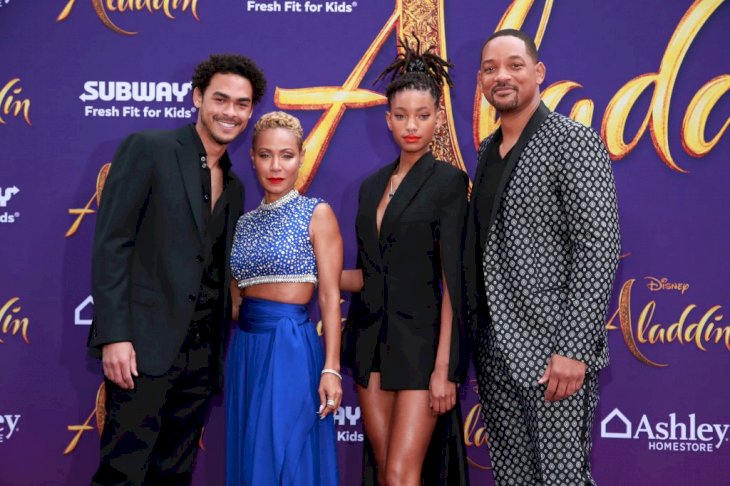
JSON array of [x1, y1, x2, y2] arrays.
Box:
[[317, 373, 343, 419], [428, 365, 456, 415]]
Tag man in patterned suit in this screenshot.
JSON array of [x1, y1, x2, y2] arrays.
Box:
[[465, 29, 620, 485]]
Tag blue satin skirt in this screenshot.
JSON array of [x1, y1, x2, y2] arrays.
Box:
[[225, 297, 339, 486]]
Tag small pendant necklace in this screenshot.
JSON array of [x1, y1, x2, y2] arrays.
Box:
[[388, 165, 400, 199], [388, 177, 396, 199]]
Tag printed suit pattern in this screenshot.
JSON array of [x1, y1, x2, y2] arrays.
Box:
[[467, 103, 620, 485]]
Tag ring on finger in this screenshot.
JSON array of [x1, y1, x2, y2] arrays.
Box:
[[326, 398, 336, 407]]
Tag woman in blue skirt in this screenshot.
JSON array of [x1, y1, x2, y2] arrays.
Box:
[[227, 111, 343, 485]]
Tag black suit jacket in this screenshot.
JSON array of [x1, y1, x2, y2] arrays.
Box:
[[88, 124, 244, 388], [345, 152, 469, 389]]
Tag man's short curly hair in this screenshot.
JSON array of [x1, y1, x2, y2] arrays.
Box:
[[192, 54, 267, 105], [252, 111, 304, 150]]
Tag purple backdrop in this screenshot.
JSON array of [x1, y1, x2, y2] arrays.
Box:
[[1, 0, 728, 484]]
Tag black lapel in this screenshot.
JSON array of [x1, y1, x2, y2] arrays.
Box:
[[360, 162, 394, 263], [472, 134, 498, 205], [470, 132, 499, 247], [479, 102, 550, 248], [175, 125, 205, 239], [380, 152, 436, 242]]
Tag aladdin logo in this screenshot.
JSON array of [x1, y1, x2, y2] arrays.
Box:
[[333, 406, 363, 442], [273, 0, 728, 194], [65, 382, 108, 454], [607, 278, 729, 367], [0, 297, 30, 345], [275, 0, 728, 192], [601, 408, 729, 452], [0, 414, 21, 444], [57, 0, 200, 36], [475, 0, 729, 173], [66, 163, 110, 237], [80, 81, 193, 119], [463, 402, 492, 470], [645, 277, 690, 294], [0, 78, 31, 126], [65, 382, 206, 453], [0, 185, 20, 224]]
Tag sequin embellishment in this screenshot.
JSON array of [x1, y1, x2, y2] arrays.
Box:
[[231, 190, 324, 289]]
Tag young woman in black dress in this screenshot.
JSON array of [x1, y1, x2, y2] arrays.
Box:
[[342, 39, 469, 485]]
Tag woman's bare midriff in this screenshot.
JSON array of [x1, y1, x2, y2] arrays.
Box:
[[241, 281, 315, 305]]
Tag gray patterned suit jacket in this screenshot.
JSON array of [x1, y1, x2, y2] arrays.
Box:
[[466, 102, 620, 387]]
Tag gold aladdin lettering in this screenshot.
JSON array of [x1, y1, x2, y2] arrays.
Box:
[[66, 163, 111, 238], [0, 78, 31, 126], [276, 0, 727, 188], [0, 297, 30, 345], [57, 0, 200, 36], [607, 279, 729, 367], [275, 4, 398, 191], [65, 382, 206, 453], [475, 0, 728, 173], [462, 403, 492, 470], [276, 0, 467, 191]]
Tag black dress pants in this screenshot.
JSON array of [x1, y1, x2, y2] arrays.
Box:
[[91, 323, 213, 486]]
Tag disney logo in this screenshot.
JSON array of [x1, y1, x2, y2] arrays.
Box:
[[645, 277, 690, 295]]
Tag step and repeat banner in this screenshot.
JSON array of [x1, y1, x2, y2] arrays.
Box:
[[1, 0, 728, 484]]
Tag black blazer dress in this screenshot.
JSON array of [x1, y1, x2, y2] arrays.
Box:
[[344, 152, 469, 390]]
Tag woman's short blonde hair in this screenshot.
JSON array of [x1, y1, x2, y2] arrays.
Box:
[[252, 111, 304, 150]]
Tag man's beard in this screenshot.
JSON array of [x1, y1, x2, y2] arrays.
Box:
[[491, 90, 519, 113]]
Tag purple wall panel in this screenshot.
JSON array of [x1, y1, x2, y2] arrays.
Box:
[[1, 1, 728, 484]]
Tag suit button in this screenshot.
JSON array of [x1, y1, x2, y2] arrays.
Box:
[[203, 193, 210, 202], [188, 294, 196, 302], [196, 255, 204, 262]]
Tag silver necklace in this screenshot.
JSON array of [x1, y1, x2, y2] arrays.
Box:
[[388, 166, 400, 199], [388, 177, 396, 199], [259, 189, 298, 210]]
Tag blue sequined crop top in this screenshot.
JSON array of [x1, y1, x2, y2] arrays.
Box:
[[231, 189, 325, 289]]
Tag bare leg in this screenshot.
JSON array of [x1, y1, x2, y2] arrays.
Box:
[[384, 390, 438, 486], [357, 373, 396, 485]]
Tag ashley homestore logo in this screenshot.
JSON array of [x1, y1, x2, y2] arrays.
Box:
[[0, 414, 20, 444], [601, 408, 729, 453]]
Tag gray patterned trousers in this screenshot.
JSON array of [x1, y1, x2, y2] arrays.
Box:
[[475, 328, 600, 486]]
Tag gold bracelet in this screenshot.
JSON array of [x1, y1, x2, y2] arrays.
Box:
[[321, 368, 342, 380]]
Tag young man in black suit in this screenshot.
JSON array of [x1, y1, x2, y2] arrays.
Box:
[[88, 54, 266, 485]]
